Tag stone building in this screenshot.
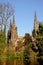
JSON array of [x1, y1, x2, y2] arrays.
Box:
[[7, 12, 39, 46], [34, 11, 38, 32], [7, 16, 18, 45], [32, 11, 39, 39], [32, 11, 39, 42]]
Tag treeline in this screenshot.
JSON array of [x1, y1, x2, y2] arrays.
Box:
[[0, 3, 14, 54], [23, 22, 43, 65]]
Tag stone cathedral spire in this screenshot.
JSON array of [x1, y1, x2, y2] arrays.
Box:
[[7, 16, 18, 45], [32, 11, 39, 39], [34, 11, 38, 31], [34, 11, 37, 21], [11, 16, 18, 44]]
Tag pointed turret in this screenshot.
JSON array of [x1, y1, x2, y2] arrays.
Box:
[[13, 15, 15, 23], [13, 15, 15, 25], [7, 15, 18, 45], [32, 11, 38, 38], [11, 15, 16, 28], [34, 11, 38, 31], [34, 11, 37, 21], [11, 15, 18, 45], [10, 19, 11, 27]]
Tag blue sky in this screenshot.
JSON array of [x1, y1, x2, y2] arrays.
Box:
[[0, 0, 43, 36]]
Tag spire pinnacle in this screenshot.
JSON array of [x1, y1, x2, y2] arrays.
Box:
[[34, 11, 38, 31], [34, 11, 37, 21], [13, 15, 15, 24], [10, 19, 11, 27]]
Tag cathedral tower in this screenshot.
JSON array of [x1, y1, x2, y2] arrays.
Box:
[[32, 11, 38, 38], [34, 11, 38, 31], [11, 16, 18, 45], [7, 16, 18, 45]]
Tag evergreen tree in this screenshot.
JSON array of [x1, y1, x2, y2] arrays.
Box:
[[24, 33, 32, 45], [0, 25, 6, 54], [23, 33, 32, 65], [31, 22, 43, 65]]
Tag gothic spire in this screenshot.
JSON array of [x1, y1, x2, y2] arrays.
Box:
[[10, 19, 11, 27], [13, 15, 15, 25], [34, 11, 37, 21], [34, 11, 38, 31]]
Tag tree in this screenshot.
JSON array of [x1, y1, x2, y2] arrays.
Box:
[[31, 23, 43, 65], [0, 3, 6, 31], [23, 33, 32, 65], [36, 23, 43, 65], [24, 33, 32, 45], [0, 3, 14, 54], [0, 31, 6, 54], [37, 23, 43, 56], [3, 3, 14, 24], [39, 23, 43, 35], [23, 45, 30, 65], [0, 3, 14, 31]]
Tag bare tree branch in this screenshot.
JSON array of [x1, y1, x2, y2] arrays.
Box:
[[0, 3, 14, 30]]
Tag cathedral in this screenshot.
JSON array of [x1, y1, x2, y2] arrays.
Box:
[[7, 16, 18, 46], [34, 11, 38, 32], [32, 11, 39, 42], [7, 12, 39, 46]]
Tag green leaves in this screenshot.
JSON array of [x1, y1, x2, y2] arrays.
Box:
[[39, 23, 43, 35], [0, 31, 6, 54], [24, 33, 32, 45]]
